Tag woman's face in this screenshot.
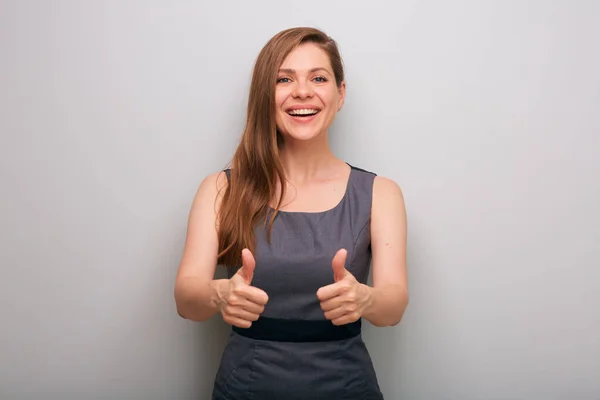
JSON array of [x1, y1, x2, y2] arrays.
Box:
[[275, 43, 345, 143]]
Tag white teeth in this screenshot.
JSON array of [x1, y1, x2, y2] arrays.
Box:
[[288, 108, 319, 116]]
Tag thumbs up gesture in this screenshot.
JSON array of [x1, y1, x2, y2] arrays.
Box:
[[316, 249, 372, 326], [219, 248, 269, 329]]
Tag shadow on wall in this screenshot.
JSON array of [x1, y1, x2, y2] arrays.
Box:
[[362, 268, 404, 398], [362, 219, 420, 398], [193, 316, 231, 398], [194, 266, 232, 397]]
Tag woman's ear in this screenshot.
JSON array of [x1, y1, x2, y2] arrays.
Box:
[[337, 81, 346, 112]]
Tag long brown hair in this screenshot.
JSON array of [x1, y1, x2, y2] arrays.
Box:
[[216, 27, 345, 267]]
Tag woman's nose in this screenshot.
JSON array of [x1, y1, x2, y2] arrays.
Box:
[[292, 80, 313, 98]]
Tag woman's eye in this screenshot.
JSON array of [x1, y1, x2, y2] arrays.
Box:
[[314, 76, 327, 82], [277, 77, 290, 83]]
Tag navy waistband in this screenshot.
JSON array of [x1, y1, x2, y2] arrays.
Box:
[[232, 317, 361, 342]]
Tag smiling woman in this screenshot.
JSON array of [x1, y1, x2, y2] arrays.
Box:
[[174, 27, 408, 400]]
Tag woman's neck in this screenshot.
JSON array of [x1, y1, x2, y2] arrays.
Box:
[[278, 137, 344, 184]]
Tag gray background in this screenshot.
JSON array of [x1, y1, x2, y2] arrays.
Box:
[[1, 0, 599, 399]]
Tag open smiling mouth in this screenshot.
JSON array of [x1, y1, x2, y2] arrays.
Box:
[[286, 108, 321, 118]]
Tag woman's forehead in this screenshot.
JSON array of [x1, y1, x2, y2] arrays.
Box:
[[280, 43, 332, 72]]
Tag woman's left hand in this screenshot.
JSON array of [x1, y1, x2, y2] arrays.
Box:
[[316, 249, 373, 326]]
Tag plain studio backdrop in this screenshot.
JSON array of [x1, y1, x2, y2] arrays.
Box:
[[1, 1, 599, 399]]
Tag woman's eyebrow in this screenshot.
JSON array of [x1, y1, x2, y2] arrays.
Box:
[[278, 67, 331, 74]]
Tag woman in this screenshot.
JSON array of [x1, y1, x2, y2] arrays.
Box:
[[174, 27, 408, 399]]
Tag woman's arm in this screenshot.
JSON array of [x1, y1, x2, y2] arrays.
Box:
[[361, 176, 409, 327], [174, 171, 229, 322]]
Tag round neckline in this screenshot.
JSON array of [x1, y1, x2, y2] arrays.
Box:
[[269, 163, 353, 215]]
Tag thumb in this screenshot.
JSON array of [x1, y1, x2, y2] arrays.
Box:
[[332, 248, 348, 282], [237, 248, 256, 285]]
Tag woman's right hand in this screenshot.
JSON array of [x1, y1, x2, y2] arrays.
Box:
[[218, 248, 269, 328]]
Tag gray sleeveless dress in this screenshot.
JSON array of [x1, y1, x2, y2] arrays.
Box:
[[212, 164, 384, 400]]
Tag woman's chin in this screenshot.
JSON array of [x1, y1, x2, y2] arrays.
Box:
[[279, 128, 324, 143]]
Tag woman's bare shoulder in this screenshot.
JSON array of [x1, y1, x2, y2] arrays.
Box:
[[191, 170, 230, 211], [373, 175, 403, 195], [198, 169, 229, 193], [372, 174, 405, 214]]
